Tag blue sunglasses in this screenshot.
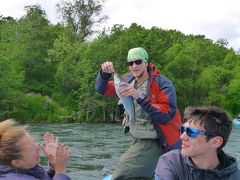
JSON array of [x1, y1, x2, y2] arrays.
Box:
[[180, 126, 216, 138]]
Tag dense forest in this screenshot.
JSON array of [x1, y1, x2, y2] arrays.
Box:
[[0, 2, 240, 123]]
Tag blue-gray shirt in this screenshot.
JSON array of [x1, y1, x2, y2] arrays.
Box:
[[155, 149, 240, 180]]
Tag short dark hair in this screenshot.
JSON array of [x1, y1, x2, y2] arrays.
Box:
[[183, 106, 232, 150]]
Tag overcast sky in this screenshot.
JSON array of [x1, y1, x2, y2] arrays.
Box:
[[1, 0, 240, 50]]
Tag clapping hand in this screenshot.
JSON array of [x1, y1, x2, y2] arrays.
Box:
[[41, 132, 59, 168], [54, 144, 70, 174]]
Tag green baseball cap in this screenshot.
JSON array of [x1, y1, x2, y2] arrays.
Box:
[[127, 47, 149, 64]]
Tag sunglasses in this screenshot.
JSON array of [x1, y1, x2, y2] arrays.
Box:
[[180, 126, 216, 138], [127, 59, 143, 66]]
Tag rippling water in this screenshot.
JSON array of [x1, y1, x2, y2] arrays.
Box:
[[29, 123, 240, 180]]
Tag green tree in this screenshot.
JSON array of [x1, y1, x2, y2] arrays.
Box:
[[0, 16, 25, 120], [17, 5, 61, 94], [223, 72, 240, 116], [3, 15, 239, 122], [57, 0, 108, 41]]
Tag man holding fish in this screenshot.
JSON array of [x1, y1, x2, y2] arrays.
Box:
[[96, 47, 182, 179]]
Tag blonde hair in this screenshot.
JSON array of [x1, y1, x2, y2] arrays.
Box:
[[0, 119, 27, 165]]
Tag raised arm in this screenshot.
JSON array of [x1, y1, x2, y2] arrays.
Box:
[[95, 61, 117, 97]]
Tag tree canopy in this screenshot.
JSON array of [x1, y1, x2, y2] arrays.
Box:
[[1, 3, 239, 123]]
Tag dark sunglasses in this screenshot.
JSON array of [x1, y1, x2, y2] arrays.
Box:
[[180, 126, 217, 138], [127, 59, 143, 66]]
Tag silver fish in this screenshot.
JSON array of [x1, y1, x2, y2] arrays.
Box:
[[114, 73, 136, 122]]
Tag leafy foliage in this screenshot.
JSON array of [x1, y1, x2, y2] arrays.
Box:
[[1, 3, 240, 123], [56, 0, 108, 41]]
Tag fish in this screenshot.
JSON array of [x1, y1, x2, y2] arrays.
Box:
[[114, 73, 136, 122]]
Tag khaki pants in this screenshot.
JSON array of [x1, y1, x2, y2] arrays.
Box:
[[112, 139, 161, 180]]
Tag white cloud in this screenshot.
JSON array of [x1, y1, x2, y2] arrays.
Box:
[[0, 0, 59, 23], [103, 0, 240, 50], [1, 0, 240, 50]]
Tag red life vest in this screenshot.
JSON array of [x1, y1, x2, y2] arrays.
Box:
[[156, 109, 182, 152]]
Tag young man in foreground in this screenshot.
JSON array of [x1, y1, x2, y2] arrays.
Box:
[[155, 106, 240, 180]]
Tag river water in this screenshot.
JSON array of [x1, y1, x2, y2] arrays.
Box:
[[29, 123, 240, 180]]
